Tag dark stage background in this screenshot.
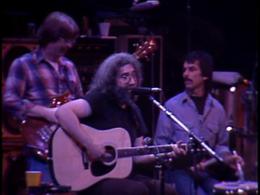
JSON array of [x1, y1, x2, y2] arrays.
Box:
[[2, 0, 257, 132], [1, 2, 258, 193], [2, 0, 257, 98]]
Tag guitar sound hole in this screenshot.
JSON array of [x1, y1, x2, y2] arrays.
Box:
[[91, 160, 116, 176], [91, 145, 116, 176], [103, 146, 116, 163]]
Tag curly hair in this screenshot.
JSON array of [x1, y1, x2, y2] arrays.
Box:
[[88, 52, 143, 92]]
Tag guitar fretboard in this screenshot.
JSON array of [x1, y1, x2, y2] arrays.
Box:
[[117, 145, 174, 158]]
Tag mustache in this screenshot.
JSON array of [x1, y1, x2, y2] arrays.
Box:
[[184, 78, 192, 82]]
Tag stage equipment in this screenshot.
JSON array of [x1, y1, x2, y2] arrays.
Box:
[[130, 87, 162, 95], [212, 71, 243, 85], [131, 0, 160, 11], [213, 181, 258, 195], [211, 71, 257, 180], [67, 36, 117, 92], [2, 38, 37, 80]]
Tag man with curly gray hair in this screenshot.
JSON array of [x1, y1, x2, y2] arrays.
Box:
[[55, 52, 176, 195]]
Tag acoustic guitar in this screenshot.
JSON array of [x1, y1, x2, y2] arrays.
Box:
[[14, 38, 157, 161], [49, 125, 181, 191]]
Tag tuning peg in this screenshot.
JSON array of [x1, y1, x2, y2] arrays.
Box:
[[132, 43, 139, 48]]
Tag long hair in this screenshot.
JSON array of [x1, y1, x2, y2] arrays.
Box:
[[37, 11, 79, 47], [88, 52, 148, 135], [88, 52, 143, 92]]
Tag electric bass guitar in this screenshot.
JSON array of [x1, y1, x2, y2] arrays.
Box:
[[49, 125, 180, 191], [20, 92, 70, 160]]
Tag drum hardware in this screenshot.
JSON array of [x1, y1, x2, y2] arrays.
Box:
[[213, 181, 258, 195]]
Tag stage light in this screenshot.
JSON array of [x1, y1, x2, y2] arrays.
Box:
[[229, 86, 236, 93], [226, 126, 234, 132]]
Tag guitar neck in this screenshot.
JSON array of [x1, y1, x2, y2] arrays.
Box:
[[117, 145, 174, 158]]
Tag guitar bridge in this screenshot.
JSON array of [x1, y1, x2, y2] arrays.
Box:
[[81, 149, 89, 169]]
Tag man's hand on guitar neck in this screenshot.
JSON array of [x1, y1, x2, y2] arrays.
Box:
[[160, 141, 187, 163], [27, 105, 58, 123], [165, 142, 186, 160]]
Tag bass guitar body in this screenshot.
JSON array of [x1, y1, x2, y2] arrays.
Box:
[[21, 93, 69, 160]]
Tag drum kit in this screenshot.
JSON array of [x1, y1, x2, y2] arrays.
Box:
[[213, 181, 258, 195]]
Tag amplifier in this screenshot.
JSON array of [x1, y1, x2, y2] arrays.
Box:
[[2, 38, 37, 79], [67, 36, 117, 92], [2, 37, 117, 93]]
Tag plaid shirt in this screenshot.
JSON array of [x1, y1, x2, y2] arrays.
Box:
[[3, 48, 83, 120]]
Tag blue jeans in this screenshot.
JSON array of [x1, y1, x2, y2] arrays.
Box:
[[165, 169, 218, 195], [26, 155, 53, 184]]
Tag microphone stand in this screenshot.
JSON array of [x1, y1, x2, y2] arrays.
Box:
[[144, 137, 167, 195], [149, 96, 224, 163], [154, 154, 165, 195], [153, 140, 172, 195]]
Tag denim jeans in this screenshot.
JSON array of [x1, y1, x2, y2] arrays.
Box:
[[26, 155, 53, 184], [165, 169, 218, 195]]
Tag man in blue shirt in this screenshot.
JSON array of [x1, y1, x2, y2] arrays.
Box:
[[154, 50, 244, 195]]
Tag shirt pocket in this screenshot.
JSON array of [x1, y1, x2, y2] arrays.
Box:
[[205, 122, 219, 134], [203, 122, 219, 145]]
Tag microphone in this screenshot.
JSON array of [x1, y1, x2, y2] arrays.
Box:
[[130, 87, 162, 95]]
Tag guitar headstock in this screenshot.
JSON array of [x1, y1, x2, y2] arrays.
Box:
[[133, 38, 157, 61]]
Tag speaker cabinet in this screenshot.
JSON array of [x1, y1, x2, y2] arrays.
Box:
[[2, 38, 38, 134], [2, 37, 117, 93], [67, 36, 117, 92], [116, 35, 163, 89], [211, 82, 257, 180], [116, 35, 163, 135], [2, 38, 36, 195], [2, 38, 37, 80]]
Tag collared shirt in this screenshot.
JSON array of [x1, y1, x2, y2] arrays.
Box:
[[3, 48, 83, 120], [155, 91, 230, 156]]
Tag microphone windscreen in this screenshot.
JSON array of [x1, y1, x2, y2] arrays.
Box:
[[130, 87, 162, 95]]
